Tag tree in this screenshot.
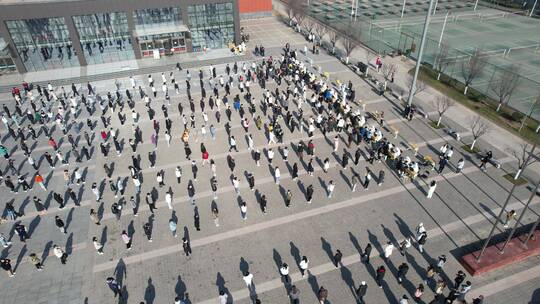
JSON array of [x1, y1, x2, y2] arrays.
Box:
[[432, 96, 455, 127], [328, 29, 339, 55], [303, 19, 315, 36], [468, 115, 490, 150], [507, 143, 538, 180], [406, 75, 426, 95], [461, 48, 487, 95], [340, 32, 360, 64], [312, 22, 328, 45], [434, 43, 450, 81], [381, 63, 397, 91], [490, 66, 521, 112], [291, 1, 307, 29]]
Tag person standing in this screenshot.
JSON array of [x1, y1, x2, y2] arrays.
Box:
[[418, 231, 427, 253], [218, 291, 228, 304], [285, 190, 293, 208], [143, 222, 153, 242], [423, 264, 437, 285], [363, 171, 371, 190], [426, 180, 437, 198], [188, 181, 196, 205], [0, 233, 12, 248], [240, 201, 248, 220], [182, 237, 192, 256], [34, 173, 47, 190], [397, 262, 409, 284], [169, 218, 177, 237], [274, 167, 281, 184], [121, 230, 132, 250], [356, 281, 367, 304], [289, 285, 301, 304], [53, 245, 68, 264], [375, 265, 386, 288], [306, 184, 314, 204], [362, 243, 372, 263], [384, 241, 394, 260], [210, 176, 218, 199], [0, 259, 15, 277], [175, 166, 182, 184], [333, 249, 343, 268], [299, 256, 309, 277], [247, 172, 255, 191], [456, 158, 465, 173], [279, 263, 290, 283], [106, 277, 123, 299], [318, 286, 328, 304], [232, 176, 240, 195], [29, 253, 44, 270], [0, 259, 16, 278], [166, 187, 174, 210], [55, 215, 67, 234], [93, 237, 104, 255], [242, 271, 254, 291], [327, 180, 335, 198]]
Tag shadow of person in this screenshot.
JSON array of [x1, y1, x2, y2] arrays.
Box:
[[289, 241, 301, 266], [144, 277, 156, 304], [216, 272, 233, 303], [321, 237, 334, 263], [349, 231, 362, 255], [114, 258, 127, 286], [240, 257, 250, 274], [340, 265, 357, 300]]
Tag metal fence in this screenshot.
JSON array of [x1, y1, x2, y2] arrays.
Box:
[[307, 9, 540, 121]]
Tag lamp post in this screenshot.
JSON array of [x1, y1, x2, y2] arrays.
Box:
[[477, 184, 517, 261], [406, 0, 436, 107], [500, 181, 539, 253]]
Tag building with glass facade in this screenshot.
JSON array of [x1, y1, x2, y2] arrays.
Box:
[[0, 0, 241, 73]]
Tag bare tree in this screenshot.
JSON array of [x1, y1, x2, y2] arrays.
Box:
[[303, 19, 315, 36], [432, 96, 455, 127], [406, 75, 426, 95], [507, 143, 538, 180], [381, 63, 397, 91], [490, 66, 521, 112], [340, 30, 360, 64], [328, 29, 339, 55], [291, 1, 307, 29], [461, 48, 487, 95], [434, 43, 450, 81], [312, 22, 328, 45], [469, 115, 490, 150], [365, 51, 374, 77]]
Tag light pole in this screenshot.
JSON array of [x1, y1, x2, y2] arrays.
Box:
[[530, 0, 538, 17], [438, 12, 449, 47], [474, 0, 479, 11], [500, 181, 539, 253], [407, 0, 436, 107], [433, 0, 439, 15], [477, 183, 517, 261], [401, 0, 407, 18]]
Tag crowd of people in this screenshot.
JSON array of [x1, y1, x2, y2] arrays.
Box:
[[0, 41, 485, 304]]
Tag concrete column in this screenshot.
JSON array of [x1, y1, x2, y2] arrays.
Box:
[[181, 3, 193, 52], [126, 10, 142, 60], [233, 0, 241, 45], [0, 21, 26, 73], [64, 15, 87, 66]]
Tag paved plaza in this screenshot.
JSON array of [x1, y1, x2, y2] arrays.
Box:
[[0, 17, 539, 304]]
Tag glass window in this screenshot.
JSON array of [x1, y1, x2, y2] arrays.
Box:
[[134, 7, 182, 29], [188, 2, 235, 51], [73, 12, 135, 65], [6, 18, 79, 72]]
